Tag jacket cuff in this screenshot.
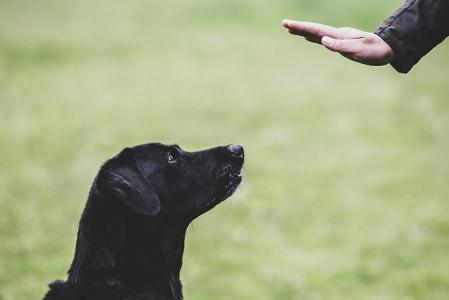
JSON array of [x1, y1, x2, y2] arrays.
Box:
[[375, 30, 413, 74]]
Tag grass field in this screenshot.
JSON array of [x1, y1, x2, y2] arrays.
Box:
[[1, 0, 449, 299]]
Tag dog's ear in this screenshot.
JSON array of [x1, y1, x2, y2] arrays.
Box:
[[96, 148, 161, 216]]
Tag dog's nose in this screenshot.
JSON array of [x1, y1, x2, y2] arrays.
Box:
[[227, 144, 244, 158]]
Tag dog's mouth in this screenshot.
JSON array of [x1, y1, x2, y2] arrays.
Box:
[[204, 163, 243, 208]]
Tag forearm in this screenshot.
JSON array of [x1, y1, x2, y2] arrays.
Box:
[[375, 0, 449, 73]]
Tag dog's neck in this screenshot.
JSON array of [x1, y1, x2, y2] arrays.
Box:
[[127, 224, 188, 299], [67, 191, 189, 300]]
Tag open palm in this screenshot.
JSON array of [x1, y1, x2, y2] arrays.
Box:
[[282, 19, 394, 66]]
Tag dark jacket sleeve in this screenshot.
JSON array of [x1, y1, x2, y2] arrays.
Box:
[[374, 0, 449, 73]]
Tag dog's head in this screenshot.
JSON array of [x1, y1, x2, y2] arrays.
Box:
[[96, 143, 244, 222]]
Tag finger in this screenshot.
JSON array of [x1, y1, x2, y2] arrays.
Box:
[[304, 36, 322, 44], [282, 20, 343, 39], [321, 36, 362, 53], [287, 28, 322, 43]]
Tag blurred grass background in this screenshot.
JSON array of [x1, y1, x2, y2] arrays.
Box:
[[1, 0, 449, 299]]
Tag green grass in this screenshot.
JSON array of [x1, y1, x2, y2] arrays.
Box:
[[1, 0, 449, 299]]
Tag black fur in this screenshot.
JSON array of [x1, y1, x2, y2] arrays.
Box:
[[43, 142, 244, 300]]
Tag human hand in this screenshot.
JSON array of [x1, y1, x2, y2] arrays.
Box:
[[282, 19, 394, 66]]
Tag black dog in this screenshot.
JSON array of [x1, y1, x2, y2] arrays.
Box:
[[43, 142, 244, 300]]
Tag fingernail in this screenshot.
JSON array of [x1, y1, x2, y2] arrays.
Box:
[[322, 36, 333, 46]]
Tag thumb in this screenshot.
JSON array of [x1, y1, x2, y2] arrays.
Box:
[[321, 36, 360, 53]]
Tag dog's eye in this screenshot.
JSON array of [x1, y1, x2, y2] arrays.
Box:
[[167, 151, 179, 163]]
